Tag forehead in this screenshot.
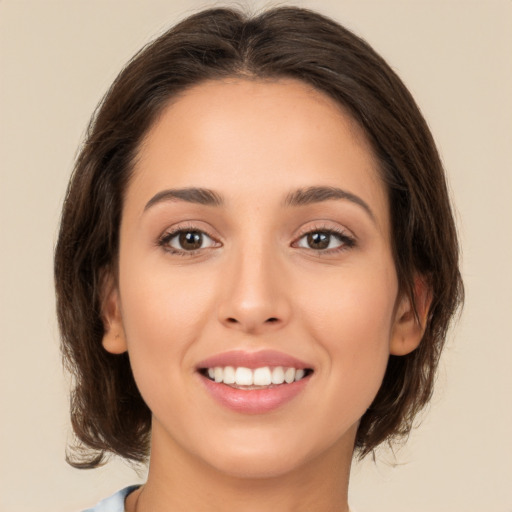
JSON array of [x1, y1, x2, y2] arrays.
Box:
[[139, 77, 375, 167], [128, 78, 388, 232]]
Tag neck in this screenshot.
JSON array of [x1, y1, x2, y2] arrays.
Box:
[[127, 421, 355, 512]]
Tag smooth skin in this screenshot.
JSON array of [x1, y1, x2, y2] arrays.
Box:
[[102, 78, 428, 512]]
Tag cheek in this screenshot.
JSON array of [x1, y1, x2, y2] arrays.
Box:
[[120, 255, 214, 339], [298, 261, 397, 406], [117, 260, 215, 403], [300, 258, 397, 339]]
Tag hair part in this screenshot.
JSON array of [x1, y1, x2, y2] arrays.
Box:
[[55, 6, 463, 467]]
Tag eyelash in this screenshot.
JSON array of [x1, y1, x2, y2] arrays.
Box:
[[157, 223, 219, 256], [157, 223, 356, 256], [292, 224, 356, 254]]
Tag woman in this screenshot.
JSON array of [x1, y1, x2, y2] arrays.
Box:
[[54, 6, 463, 512]]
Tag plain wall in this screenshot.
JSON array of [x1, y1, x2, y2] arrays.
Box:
[[1, 1, 511, 511]]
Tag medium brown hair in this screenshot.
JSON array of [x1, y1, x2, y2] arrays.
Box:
[[55, 6, 463, 467]]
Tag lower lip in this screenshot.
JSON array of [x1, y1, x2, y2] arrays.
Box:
[[199, 374, 310, 414]]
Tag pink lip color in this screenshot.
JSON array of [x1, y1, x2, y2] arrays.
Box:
[[199, 374, 310, 414], [196, 350, 313, 414], [196, 349, 311, 370]]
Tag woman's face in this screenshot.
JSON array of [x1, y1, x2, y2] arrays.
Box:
[[103, 78, 419, 479]]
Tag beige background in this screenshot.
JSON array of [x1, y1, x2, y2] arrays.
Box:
[[1, 1, 511, 511]]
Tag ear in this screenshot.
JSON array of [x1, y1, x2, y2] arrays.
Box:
[[100, 271, 128, 354], [390, 275, 432, 356]]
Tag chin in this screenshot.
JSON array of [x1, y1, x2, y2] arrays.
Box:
[[206, 450, 309, 480], [196, 429, 343, 481]]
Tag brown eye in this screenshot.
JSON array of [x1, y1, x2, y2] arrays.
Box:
[[306, 232, 330, 250], [164, 230, 217, 252], [179, 231, 203, 250], [295, 229, 354, 251]]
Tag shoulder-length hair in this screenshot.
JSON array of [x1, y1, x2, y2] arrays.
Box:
[[55, 6, 463, 467]]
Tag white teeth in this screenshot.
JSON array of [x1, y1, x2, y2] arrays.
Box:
[[284, 367, 296, 384], [253, 367, 272, 386], [235, 367, 253, 386], [205, 366, 309, 386], [295, 369, 305, 381], [214, 367, 223, 383], [223, 366, 235, 384], [271, 366, 285, 384]]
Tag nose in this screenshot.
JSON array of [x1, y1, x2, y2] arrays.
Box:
[[217, 243, 291, 335]]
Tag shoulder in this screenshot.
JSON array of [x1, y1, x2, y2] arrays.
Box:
[[81, 485, 141, 512]]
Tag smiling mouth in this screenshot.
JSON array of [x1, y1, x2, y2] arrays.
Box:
[[199, 366, 314, 389]]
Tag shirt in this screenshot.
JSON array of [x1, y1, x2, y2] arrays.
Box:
[[82, 486, 140, 512]]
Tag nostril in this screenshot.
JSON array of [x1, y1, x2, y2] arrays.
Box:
[[222, 316, 282, 329]]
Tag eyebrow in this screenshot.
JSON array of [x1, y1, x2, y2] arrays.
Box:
[[283, 186, 375, 222], [144, 187, 223, 211], [144, 185, 375, 222]]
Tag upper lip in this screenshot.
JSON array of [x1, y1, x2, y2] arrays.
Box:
[[196, 350, 313, 370]]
